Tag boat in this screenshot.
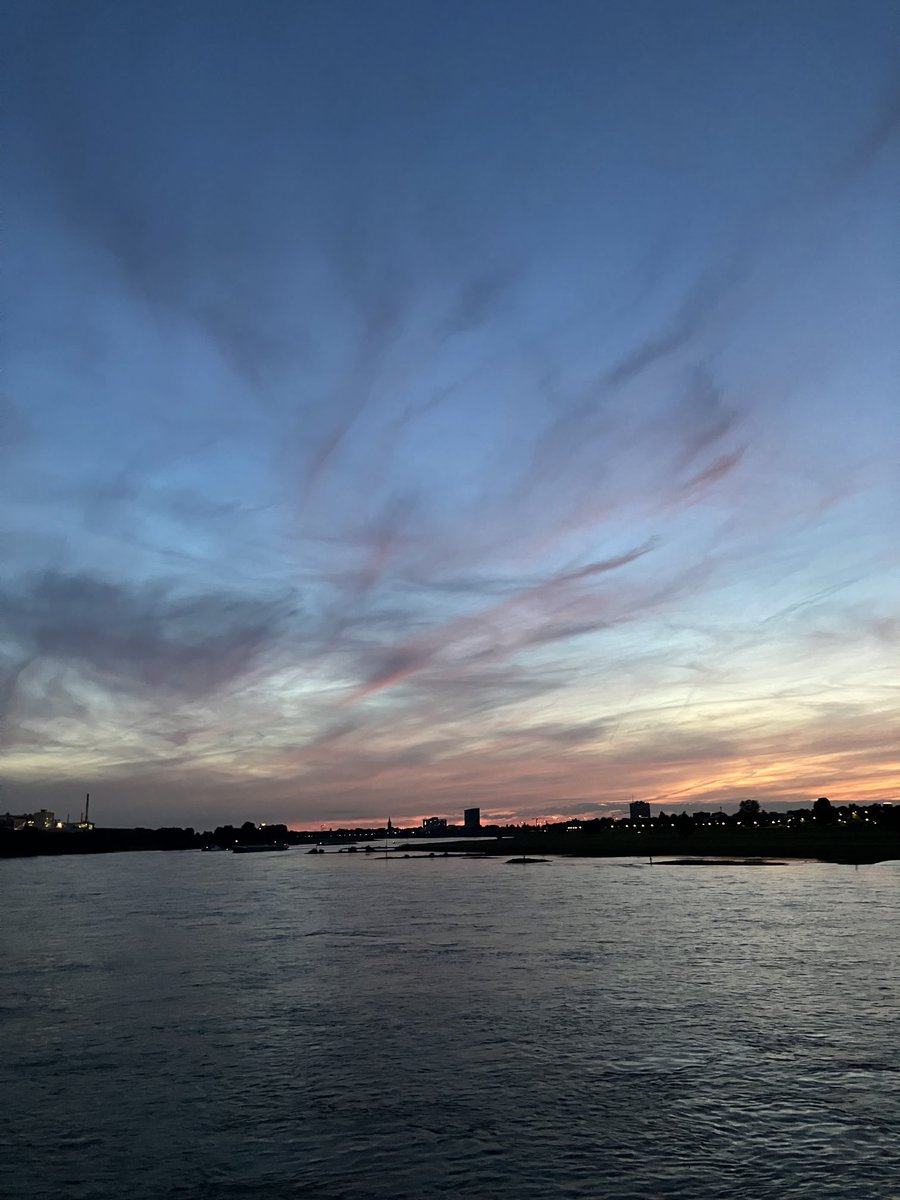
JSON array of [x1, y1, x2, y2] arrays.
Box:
[[231, 843, 290, 853], [201, 844, 229, 851]]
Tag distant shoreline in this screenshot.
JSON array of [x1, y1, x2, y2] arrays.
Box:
[[3, 825, 898, 863], [401, 828, 900, 865]]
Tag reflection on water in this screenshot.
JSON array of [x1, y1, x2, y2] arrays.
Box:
[[2, 853, 898, 1199]]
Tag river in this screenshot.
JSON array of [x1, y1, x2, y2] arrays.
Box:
[[2, 850, 897, 1199]]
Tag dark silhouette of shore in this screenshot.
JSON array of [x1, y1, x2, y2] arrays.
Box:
[[405, 823, 899, 865], [403, 798, 900, 864], [0, 826, 201, 858], [2, 799, 897, 863]]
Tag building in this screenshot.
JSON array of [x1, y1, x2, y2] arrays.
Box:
[[61, 794, 95, 831], [422, 817, 447, 833], [0, 809, 57, 831], [463, 807, 481, 833], [629, 800, 651, 820], [0, 811, 57, 830]]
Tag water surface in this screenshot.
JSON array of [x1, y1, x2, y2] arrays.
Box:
[[2, 852, 898, 1199]]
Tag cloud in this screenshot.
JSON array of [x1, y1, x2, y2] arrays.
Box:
[[347, 540, 659, 701], [677, 449, 745, 502], [441, 262, 519, 337], [829, 75, 900, 189], [0, 571, 292, 707], [0, 655, 33, 723], [4, 2, 897, 828], [602, 258, 743, 390]]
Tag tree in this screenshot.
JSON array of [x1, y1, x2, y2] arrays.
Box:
[[813, 796, 836, 825], [738, 798, 760, 821], [674, 812, 695, 836]]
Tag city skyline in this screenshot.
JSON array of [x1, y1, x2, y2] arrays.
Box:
[[3, 0, 899, 829]]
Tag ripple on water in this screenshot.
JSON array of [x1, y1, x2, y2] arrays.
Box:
[[1, 854, 898, 1200]]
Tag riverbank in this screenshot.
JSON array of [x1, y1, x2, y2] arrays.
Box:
[[4, 822, 898, 863], [401, 825, 900, 864], [0, 827, 199, 858]]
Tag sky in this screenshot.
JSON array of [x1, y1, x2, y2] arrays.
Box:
[[2, 0, 899, 829]]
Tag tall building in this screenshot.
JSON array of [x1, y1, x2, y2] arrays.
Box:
[[629, 800, 651, 820], [463, 807, 481, 833]]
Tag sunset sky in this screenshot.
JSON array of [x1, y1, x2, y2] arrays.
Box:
[[3, 0, 898, 829]]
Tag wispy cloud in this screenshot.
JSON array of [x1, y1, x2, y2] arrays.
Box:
[[0, 571, 292, 709], [3, 0, 897, 823]]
